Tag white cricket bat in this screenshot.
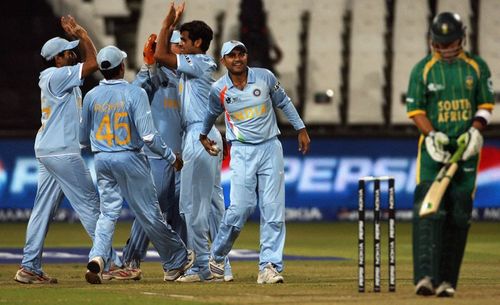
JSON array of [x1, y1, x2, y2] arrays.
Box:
[[419, 144, 466, 217]]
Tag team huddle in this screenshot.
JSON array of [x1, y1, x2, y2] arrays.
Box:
[[14, 2, 310, 285]]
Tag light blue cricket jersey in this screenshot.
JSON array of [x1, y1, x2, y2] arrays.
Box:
[[176, 53, 217, 129], [35, 63, 84, 157], [133, 66, 182, 158], [80, 79, 175, 164], [202, 67, 305, 144]]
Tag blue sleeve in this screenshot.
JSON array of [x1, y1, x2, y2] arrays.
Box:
[[266, 70, 305, 130], [49, 63, 84, 97], [132, 88, 176, 163], [132, 66, 156, 101], [153, 67, 174, 90], [202, 86, 225, 135], [79, 93, 91, 147], [177, 54, 204, 77]]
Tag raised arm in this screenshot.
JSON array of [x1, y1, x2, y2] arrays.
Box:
[[61, 15, 97, 79], [154, 2, 184, 69]]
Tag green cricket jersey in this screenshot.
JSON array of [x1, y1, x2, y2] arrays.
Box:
[[406, 51, 494, 138]]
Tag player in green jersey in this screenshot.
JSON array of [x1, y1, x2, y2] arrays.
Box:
[[406, 12, 494, 297]]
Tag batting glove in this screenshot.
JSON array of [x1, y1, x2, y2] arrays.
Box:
[[143, 33, 157, 65], [425, 131, 451, 163], [457, 127, 483, 161]]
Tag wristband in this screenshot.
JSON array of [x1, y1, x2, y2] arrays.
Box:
[[473, 109, 491, 127]]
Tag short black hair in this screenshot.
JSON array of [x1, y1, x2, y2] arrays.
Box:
[[100, 63, 122, 80], [180, 20, 213, 52]]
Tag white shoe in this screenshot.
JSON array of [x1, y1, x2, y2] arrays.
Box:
[[175, 273, 202, 283], [415, 276, 435, 296], [257, 263, 284, 284], [164, 250, 195, 281], [224, 274, 234, 282], [85, 256, 104, 284], [209, 257, 225, 279], [436, 281, 455, 297]]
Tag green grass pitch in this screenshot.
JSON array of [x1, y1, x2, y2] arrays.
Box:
[[1, 221, 499, 304]]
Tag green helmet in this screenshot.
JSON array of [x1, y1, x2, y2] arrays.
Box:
[[430, 12, 465, 44]]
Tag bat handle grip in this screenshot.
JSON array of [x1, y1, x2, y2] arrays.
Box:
[[448, 143, 466, 164]]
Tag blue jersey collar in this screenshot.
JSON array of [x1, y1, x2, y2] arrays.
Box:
[[224, 67, 256, 89]]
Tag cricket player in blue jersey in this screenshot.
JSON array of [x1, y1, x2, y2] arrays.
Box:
[[14, 16, 124, 284], [154, 3, 232, 282], [202, 41, 310, 284], [121, 31, 186, 271], [79, 45, 194, 284]]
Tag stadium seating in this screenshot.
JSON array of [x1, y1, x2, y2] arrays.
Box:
[[46, 0, 117, 47], [303, 0, 346, 124], [93, 0, 130, 18], [347, 0, 386, 124], [479, 0, 500, 123], [391, 0, 428, 124], [264, 0, 304, 108], [4, 0, 500, 135]]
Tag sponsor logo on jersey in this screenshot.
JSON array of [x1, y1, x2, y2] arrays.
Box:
[[406, 97, 415, 103], [273, 82, 281, 92], [253, 89, 261, 97], [487, 78, 494, 93], [437, 98, 472, 123], [427, 83, 445, 92], [465, 76, 474, 90], [183, 55, 192, 65], [230, 104, 267, 121], [225, 95, 235, 104]]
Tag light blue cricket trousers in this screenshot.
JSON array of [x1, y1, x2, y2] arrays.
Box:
[[209, 145, 232, 277], [122, 157, 185, 266], [21, 154, 121, 275], [212, 137, 286, 272], [180, 124, 222, 279], [89, 151, 188, 271]]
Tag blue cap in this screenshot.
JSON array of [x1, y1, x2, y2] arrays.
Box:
[[97, 46, 127, 70], [170, 30, 181, 44], [220, 40, 247, 57], [41, 37, 80, 60]]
